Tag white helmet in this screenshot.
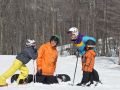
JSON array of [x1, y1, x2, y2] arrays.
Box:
[[26, 39, 36, 47], [68, 27, 79, 36]]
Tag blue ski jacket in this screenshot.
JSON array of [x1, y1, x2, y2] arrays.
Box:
[[73, 34, 96, 55]]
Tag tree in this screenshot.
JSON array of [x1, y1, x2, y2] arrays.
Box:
[[0, 0, 120, 55]]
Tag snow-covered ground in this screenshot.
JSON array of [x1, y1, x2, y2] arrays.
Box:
[[0, 55, 120, 90]]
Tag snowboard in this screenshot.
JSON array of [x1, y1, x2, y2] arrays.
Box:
[[11, 74, 71, 84]]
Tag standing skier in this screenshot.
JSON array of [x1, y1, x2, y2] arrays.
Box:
[[67, 27, 96, 55], [36, 35, 60, 84], [77, 43, 96, 86], [67, 27, 100, 86], [0, 39, 37, 86]]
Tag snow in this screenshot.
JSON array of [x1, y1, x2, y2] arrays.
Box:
[[0, 55, 120, 90]]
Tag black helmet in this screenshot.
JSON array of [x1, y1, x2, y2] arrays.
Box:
[[86, 40, 96, 47], [50, 35, 60, 45], [85, 40, 96, 50]]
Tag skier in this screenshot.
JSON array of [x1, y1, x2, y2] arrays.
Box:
[[67, 27, 96, 55], [36, 35, 60, 84], [67, 27, 100, 86], [0, 39, 37, 86], [77, 43, 96, 86]]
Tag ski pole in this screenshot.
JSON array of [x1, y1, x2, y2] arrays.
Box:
[[33, 60, 36, 83], [72, 50, 79, 85]]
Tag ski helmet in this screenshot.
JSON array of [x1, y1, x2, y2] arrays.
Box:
[[85, 40, 96, 51], [26, 39, 36, 47], [50, 35, 60, 45], [86, 40, 96, 47], [68, 27, 79, 36]]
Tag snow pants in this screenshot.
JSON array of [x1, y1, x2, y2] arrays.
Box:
[[0, 59, 29, 85], [35, 75, 58, 84], [81, 69, 100, 85], [81, 71, 92, 84]]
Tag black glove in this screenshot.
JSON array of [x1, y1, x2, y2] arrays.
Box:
[[75, 49, 79, 57], [36, 69, 42, 76]]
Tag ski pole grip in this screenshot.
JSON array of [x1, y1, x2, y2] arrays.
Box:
[[76, 49, 79, 57]]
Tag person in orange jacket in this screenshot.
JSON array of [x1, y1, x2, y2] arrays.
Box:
[[36, 35, 59, 84], [82, 47, 95, 73], [77, 41, 96, 86]]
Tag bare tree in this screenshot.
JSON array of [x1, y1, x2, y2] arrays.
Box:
[[0, 0, 120, 55]]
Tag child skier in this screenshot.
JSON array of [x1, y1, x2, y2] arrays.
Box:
[[77, 41, 96, 86], [0, 39, 37, 86]]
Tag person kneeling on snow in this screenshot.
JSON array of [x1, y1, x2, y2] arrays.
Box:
[[0, 39, 37, 86], [36, 35, 60, 84]]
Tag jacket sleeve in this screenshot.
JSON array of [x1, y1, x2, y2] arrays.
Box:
[[25, 47, 37, 60], [36, 45, 45, 70], [54, 54, 58, 71], [85, 53, 92, 66]]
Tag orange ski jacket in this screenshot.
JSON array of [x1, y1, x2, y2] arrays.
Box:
[[37, 42, 58, 75], [82, 50, 96, 72]]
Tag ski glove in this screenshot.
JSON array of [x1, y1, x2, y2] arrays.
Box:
[[36, 69, 42, 76], [74, 49, 80, 57]]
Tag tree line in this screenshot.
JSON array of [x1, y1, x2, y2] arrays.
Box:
[[0, 0, 120, 57]]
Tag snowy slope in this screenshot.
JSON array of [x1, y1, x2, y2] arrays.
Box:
[[0, 55, 120, 90]]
